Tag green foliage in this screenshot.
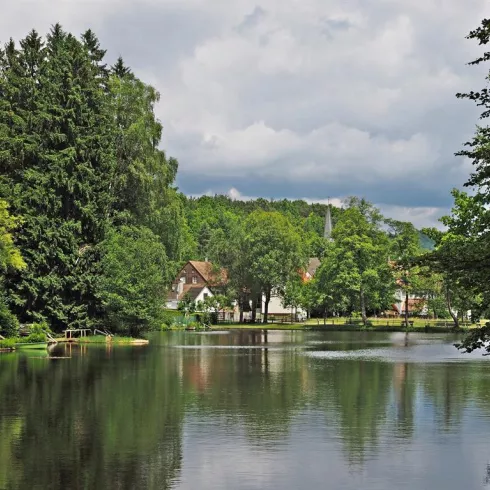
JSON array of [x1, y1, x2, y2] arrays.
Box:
[[0, 26, 181, 333], [97, 226, 169, 337], [0, 304, 19, 338], [424, 18, 490, 345], [177, 294, 197, 318], [314, 202, 394, 324], [29, 321, 51, 335], [183, 194, 339, 261], [244, 210, 307, 323], [196, 294, 232, 325], [0, 200, 25, 272], [455, 323, 490, 354], [0, 337, 15, 348], [23, 332, 47, 343], [161, 310, 179, 329]]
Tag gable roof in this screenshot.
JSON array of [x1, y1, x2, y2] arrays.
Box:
[[167, 284, 211, 302], [307, 257, 321, 277], [302, 257, 321, 282], [188, 260, 227, 285], [185, 285, 209, 301], [402, 298, 426, 312]]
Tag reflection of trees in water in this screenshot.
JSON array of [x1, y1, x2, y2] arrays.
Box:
[[3, 332, 490, 486], [0, 347, 184, 490], [182, 335, 309, 444], [419, 363, 490, 432], [484, 463, 490, 486], [392, 362, 415, 439], [309, 359, 392, 464]]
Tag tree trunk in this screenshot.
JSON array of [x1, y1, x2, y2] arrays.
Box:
[[263, 289, 271, 324], [360, 288, 367, 326], [404, 289, 409, 329], [445, 285, 459, 329], [251, 294, 257, 323], [239, 295, 244, 323]]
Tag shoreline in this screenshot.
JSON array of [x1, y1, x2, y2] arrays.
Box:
[[210, 324, 466, 333]]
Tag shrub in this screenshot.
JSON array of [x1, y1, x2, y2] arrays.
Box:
[[0, 337, 16, 349], [24, 332, 47, 343], [161, 311, 176, 328], [29, 321, 51, 335], [0, 306, 19, 338]]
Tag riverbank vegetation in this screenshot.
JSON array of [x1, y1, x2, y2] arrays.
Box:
[[0, 26, 188, 338], [1, 21, 490, 348]]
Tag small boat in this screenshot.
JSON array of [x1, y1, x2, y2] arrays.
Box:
[[15, 342, 48, 350]]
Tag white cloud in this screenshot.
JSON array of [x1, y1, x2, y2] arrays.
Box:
[[154, 0, 488, 208], [2, 0, 489, 213]]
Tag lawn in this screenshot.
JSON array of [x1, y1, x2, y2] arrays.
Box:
[[211, 317, 479, 332]]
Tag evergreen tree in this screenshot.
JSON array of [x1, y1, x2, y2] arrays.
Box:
[[0, 26, 182, 333]]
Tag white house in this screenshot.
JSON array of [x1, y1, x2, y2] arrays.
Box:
[[166, 260, 224, 310]]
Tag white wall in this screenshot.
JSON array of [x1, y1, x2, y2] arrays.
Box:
[[260, 293, 307, 320], [166, 287, 213, 311], [166, 300, 179, 310], [194, 287, 213, 304]]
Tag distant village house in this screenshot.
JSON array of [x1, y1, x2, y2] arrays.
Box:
[[166, 260, 236, 321]]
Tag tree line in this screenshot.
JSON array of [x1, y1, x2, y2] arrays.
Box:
[[195, 194, 475, 326], [1, 21, 490, 342], [0, 25, 189, 336]]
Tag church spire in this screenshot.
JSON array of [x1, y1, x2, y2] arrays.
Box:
[[324, 200, 333, 240]]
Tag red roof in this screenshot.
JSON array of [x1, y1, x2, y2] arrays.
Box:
[[188, 260, 228, 286], [401, 298, 426, 313]]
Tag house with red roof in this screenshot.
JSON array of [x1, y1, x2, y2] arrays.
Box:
[[166, 260, 229, 311]]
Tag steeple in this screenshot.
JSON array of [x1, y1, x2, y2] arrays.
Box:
[[324, 201, 333, 240]]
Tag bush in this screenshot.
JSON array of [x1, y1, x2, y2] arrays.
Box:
[[0, 337, 16, 349], [0, 306, 19, 338], [29, 321, 51, 335], [24, 332, 47, 343], [97, 226, 170, 336], [161, 311, 177, 328]]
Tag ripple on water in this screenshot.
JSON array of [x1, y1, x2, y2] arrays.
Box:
[[173, 345, 289, 350], [305, 343, 488, 363]]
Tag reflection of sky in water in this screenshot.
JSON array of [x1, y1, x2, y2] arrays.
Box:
[[306, 339, 487, 363], [3, 330, 490, 490], [180, 404, 490, 490]]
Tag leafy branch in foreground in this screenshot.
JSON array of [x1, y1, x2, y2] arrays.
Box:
[[455, 323, 490, 355]]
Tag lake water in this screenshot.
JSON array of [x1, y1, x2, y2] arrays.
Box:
[[1, 330, 490, 490]]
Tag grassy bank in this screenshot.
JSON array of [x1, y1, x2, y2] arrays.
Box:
[[0, 338, 16, 351], [77, 335, 149, 345], [0, 335, 48, 350], [210, 321, 470, 333]]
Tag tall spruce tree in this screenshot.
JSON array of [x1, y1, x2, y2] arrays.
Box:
[[108, 60, 190, 268], [0, 26, 182, 332], [0, 26, 117, 329]]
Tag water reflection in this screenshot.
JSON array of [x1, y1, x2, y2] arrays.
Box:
[[1, 331, 490, 489]]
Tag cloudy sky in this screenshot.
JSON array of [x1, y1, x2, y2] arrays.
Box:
[[2, 1, 489, 227]]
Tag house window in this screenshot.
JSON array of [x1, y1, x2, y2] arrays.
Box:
[[203, 293, 208, 300], [192, 276, 197, 284]]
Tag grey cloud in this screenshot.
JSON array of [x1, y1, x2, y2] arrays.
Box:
[[96, 5, 222, 73], [236, 6, 267, 33], [2, 0, 488, 227]]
